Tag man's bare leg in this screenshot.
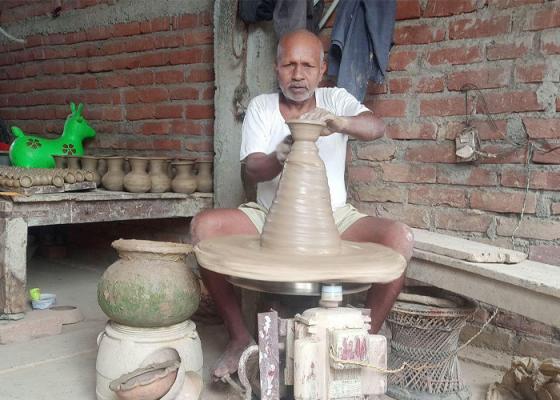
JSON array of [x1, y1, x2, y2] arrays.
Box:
[[341, 216, 414, 333], [190, 209, 258, 379]]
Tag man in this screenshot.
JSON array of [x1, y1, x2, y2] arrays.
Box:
[[191, 29, 413, 380]]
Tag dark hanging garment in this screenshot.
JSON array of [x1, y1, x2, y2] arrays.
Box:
[[273, 0, 324, 38], [328, 0, 396, 101], [239, 0, 276, 23]]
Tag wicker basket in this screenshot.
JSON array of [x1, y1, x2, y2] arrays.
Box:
[[386, 287, 477, 400]]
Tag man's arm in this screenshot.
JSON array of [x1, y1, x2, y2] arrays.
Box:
[[301, 109, 385, 141], [243, 152, 283, 184]]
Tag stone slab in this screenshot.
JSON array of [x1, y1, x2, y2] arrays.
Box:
[[412, 228, 527, 264], [0, 309, 62, 344]]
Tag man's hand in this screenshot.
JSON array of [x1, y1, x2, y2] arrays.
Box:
[[275, 135, 293, 164], [300, 107, 348, 136]]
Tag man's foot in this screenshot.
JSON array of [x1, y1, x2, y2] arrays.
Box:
[[212, 337, 254, 381]]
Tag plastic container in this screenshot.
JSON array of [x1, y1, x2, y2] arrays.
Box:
[[31, 293, 56, 309]]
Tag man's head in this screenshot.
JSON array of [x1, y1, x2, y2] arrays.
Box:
[[276, 30, 326, 103]]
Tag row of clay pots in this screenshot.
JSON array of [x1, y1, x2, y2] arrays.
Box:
[[55, 155, 213, 194], [0, 165, 94, 188]]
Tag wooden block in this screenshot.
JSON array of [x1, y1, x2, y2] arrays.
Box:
[[412, 228, 527, 264]]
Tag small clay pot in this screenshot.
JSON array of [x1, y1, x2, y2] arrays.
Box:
[[109, 360, 179, 400], [171, 161, 197, 194], [101, 157, 125, 191], [148, 157, 171, 193], [123, 157, 151, 193], [53, 155, 67, 169], [81, 156, 101, 186], [195, 160, 213, 193]]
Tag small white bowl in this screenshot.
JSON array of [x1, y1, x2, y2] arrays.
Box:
[[31, 293, 56, 309]]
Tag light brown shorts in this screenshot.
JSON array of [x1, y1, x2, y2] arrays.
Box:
[[238, 202, 368, 234]]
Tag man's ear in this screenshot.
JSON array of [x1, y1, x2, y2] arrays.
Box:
[[320, 59, 327, 75]]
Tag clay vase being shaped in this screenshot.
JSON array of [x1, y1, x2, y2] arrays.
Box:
[[101, 156, 125, 191], [149, 157, 171, 193], [98, 239, 201, 327], [171, 161, 197, 194], [195, 160, 213, 193], [123, 157, 151, 193], [80, 156, 101, 186]]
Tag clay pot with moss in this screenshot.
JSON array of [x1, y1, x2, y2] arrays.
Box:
[[98, 239, 201, 328]]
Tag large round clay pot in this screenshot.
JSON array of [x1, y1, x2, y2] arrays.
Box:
[[149, 157, 171, 193], [101, 156, 125, 191], [171, 161, 197, 194], [195, 160, 213, 193], [124, 157, 151, 193], [98, 239, 201, 327]]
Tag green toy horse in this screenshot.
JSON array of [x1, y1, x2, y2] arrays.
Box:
[[9, 102, 96, 168]]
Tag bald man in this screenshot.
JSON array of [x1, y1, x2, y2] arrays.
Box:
[[191, 29, 414, 380]]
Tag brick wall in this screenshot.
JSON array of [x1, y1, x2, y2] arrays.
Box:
[[330, 0, 560, 266], [0, 1, 214, 159]]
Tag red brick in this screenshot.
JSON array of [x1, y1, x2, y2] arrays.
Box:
[[447, 66, 511, 91], [86, 26, 112, 41], [154, 104, 183, 119], [87, 59, 113, 73], [389, 78, 412, 94], [112, 22, 140, 37], [97, 75, 127, 88], [557, 97, 560, 112], [434, 209, 493, 232], [153, 139, 181, 150], [525, 6, 560, 31], [497, 217, 560, 240], [552, 203, 560, 214], [137, 52, 170, 68], [437, 166, 498, 186], [170, 120, 209, 135], [183, 30, 214, 46], [471, 191, 537, 213], [426, 45, 482, 66], [185, 104, 214, 119], [169, 87, 199, 100], [185, 138, 213, 152], [154, 69, 184, 84], [424, 0, 478, 17], [420, 95, 467, 116], [489, 0, 543, 8], [141, 121, 171, 135], [394, 24, 445, 45], [480, 91, 544, 114], [153, 33, 184, 49], [168, 47, 211, 65], [150, 17, 171, 32], [515, 64, 546, 83], [487, 36, 533, 60], [396, 0, 421, 20], [479, 144, 528, 164], [450, 16, 510, 40], [365, 99, 407, 118], [534, 146, 560, 164], [529, 246, 560, 266], [404, 142, 457, 163], [501, 168, 560, 191], [175, 14, 198, 29], [126, 104, 156, 121], [388, 50, 417, 71], [541, 30, 560, 55], [416, 76, 444, 93], [126, 71, 154, 86], [409, 187, 467, 208], [357, 143, 397, 161], [355, 186, 406, 203], [187, 67, 214, 82], [367, 82, 388, 95], [523, 118, 560, 139], [347, 166, 380, 183], [382, 163, 436, 183], [386, 122, 437, 140], [441, 120, 507, 140], [124, 88, 168, 104]]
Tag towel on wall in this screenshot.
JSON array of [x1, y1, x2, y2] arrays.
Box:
[[328, 0, 396, 101]]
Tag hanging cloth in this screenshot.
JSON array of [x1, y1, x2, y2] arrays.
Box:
[[273, 0, 324, 38], [328, 0, 396, 101]]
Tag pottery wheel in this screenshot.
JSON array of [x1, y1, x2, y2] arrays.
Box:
[[195, 120, 407, 284]]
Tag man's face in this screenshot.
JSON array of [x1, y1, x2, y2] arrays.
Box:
[[276, 39, 326, 103]]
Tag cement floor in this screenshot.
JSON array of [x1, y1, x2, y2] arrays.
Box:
[[0, 250, 507, 400]]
